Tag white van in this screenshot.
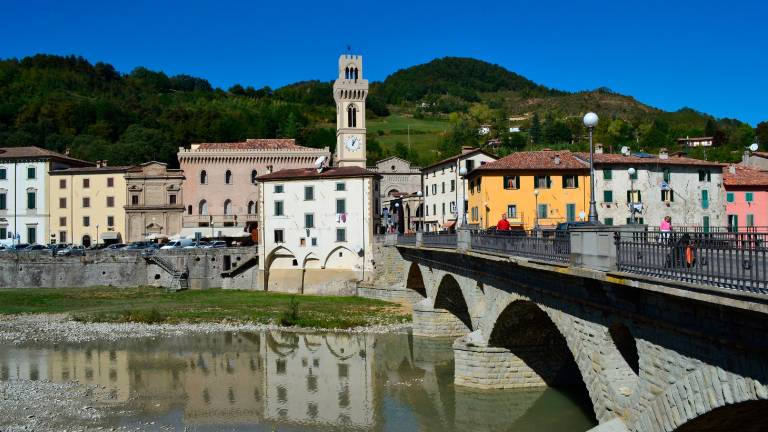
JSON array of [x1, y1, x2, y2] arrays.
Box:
[[160, 239, 195, 249]]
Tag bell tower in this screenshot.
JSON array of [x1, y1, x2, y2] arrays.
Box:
[[333, 54, 368, 168]]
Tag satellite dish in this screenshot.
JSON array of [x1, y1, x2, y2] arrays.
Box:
[[749, 143, 759, 152], [620, 146, 630, 156]]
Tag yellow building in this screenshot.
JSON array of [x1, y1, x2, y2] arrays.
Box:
[[49, 163, 132, 246], [466, 150, 591, 230]]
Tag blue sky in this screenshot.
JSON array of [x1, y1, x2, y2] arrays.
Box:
[[2, 0, 766, 124]]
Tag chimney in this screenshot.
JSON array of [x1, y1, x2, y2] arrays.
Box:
[[595, 143, 604, 154], [553, 154, 561, 165], [728, 164, 736, 175], [743, 150, 751, 165], [659, 148, 669, 160], [461, 146, 475, 154], [267, 165, 274, 174], [64, 148, 70, 156]]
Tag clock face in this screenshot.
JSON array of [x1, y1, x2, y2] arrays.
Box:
[[344, 136, 362, 152]]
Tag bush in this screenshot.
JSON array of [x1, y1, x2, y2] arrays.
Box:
[[278, 297, 300, 326]]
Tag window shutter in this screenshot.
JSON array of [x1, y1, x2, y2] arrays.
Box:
[[626, 191, 631, 203], [546, 176, 552, 188], [637, 190, 641, 202], [574, 176, 579, 188]]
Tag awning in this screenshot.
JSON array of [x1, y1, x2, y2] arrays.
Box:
[[179, 227, 250, 239], [101, 231, 122, 241], [442, 221, 456, 229]]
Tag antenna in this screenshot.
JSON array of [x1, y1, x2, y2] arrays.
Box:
[[749, 143, 759, 152], [315, 156, 327, 173]]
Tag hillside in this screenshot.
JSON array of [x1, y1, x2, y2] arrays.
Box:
[[0, 54, 762, 167]]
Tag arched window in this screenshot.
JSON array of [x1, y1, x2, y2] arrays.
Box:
[[199, 200, 208, 215], [347, 105, 357, 128], [354, 68, 359, 81], [247, 201, 255, 214], [345, 67, 349, 80], [187, 205, 192, 215], [225, 170, 233, 185], [223, 199, 232, 215], [200, 170, 207, 184], [251, 169, 258, 184]]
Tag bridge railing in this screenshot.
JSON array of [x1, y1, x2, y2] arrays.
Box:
[[470, 230, 571, 263], [397, 233, 417, 245], [615, 230, 768, 293], [422, 231, 458, 248]]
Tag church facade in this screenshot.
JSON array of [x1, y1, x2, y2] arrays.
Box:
[[257, 55, 377, 294]]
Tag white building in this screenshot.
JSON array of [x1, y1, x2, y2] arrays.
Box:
[[0, 147, 92, 245], [677, 136, 715, 148], [257, 54, 377, 294], [577, 147, 726, 228], [422, 147, 497, 231], [368, 156, 422, 232]]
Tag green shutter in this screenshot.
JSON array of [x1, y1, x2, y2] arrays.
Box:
[[726, 192, 734, 203], [663, 169, 671, 183], [604, 218, 613, 226], [703, 216, 710, 233], [701, 190, 709, 209], [603, 190, 613, 203], [747, 214, 754, 227], [566, 204, 576, 222], [603, 169, 612, 180], [746, 192, 754, 202]]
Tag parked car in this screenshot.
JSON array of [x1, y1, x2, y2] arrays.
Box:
[[88, 243, 109, 250], [106, 243, 127, 250], [161, 239, 195, 249], [57, 245, 85, 256], [204, 240, 227, 248], [123, 241, 152, 250], [25, 244, 49, 251], [6, 243, 31, 251], [184, 241, 209, 249]]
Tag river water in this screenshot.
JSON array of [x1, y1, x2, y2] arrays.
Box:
[[0, 331, 597, 431]]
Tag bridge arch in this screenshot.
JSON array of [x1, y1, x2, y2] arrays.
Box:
[[405, 262, 427, 298], [433, 274, 473, 331]]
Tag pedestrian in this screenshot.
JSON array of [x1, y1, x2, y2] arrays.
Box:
[[496, 213, 511, 231], [659, 216, 672, 244]]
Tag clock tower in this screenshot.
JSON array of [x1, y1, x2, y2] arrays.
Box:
[[333, 54, 368, 168]]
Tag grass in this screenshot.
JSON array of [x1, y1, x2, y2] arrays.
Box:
[[368, 114, 449, 163], [0, 286, 410, 329]]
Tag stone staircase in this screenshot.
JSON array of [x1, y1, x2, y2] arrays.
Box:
[[143, 252, 189, 292]]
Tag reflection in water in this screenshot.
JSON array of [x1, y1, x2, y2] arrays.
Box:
[[0, 331, 596, 431]]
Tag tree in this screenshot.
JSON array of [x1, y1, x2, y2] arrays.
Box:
[[755, 121, 768, 147], [529, 113, 541, 145]]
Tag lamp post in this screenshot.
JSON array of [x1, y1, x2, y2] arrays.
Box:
[[534, 189, 540, 231], [416, 190, 423, 233], [628, 167, 636, 224], [394, 202, 400, 234], [583, 112, 599, 222], [459, 167, 468, 227], [96, 224, 100, 247]]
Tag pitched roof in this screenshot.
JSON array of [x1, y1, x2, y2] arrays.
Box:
[[422, 148, 498, 171], [0, 146, 93, 166], [751, 151, 768, 159], [471, 150, 588, 175], [194, 139, 308, 151], [50, 165, 134, 175], [574, 152, 724, 167], [723, 165, 768, 187], [257, 165, 378, 181]]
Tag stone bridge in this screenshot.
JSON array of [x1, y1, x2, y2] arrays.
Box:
[[373, 233, 768, 432]]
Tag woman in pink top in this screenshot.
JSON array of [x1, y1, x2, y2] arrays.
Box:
[[659, 216, 672, 243]]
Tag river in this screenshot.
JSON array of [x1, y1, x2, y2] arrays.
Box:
[[0, 330, 597, 431]]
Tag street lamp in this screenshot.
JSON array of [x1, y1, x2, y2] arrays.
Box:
[[628, 167, 637, 224], [583, 112, 599, 222], [96, 224, 100, 247], [416, 190, 423, 233], [534, 189, 540, 231], [394, 202, 400, 234], [459, 167, 468, 227]]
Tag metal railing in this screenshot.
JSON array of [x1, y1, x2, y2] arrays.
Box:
[[470, 230, 571, 263], [397, 233, 417, 245], [422, 232, 457, 248], [615, 230, 768, 293]]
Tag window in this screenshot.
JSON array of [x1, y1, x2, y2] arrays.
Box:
[[477, 177, 482, 192], [300, 238, 306, 247], [629, 169, 638, 180], [746, 214, 755, 227], [534, 176, 551, 189], [0, 168, 5, 180], [450, 180, 455, 192], [441, 182, 445, 194], [187, 205, 192, 215], [305, 213, 314, 228], [661, 189, 674, 202], [471, 207, 478, 222], [107, 177, 114, 187], [603, 168, 612, 180], [425, 206, 429, 216], [465, 160, 475, 171], [0, 228, 5, 239], [27, 191, 36, 209], [336, 228, 346, 242], [311, 237, 317, 246], [728, 215, 739, 232], [274, 229, 284, 243], [701, 190, 709, 209], [107, 216, 114, 227], [537, 204, 548, 219], [726, 192, 734, 203], [274, 184, 284, 193], [106, 196, 115, 207], [0, 193, 5, 210], [304, 186, 314, 201], [746, 192, 754, 203], [59, 231, 66, 243], [336, 182, 345, 191], [27, 227, 35, 244], [562, 175, 579, 189], [442, 203, 445, 215], [251, 170, 258, 184], [274, 201, 284, 216], [59, 217, 66, 226], [702, 216, 710, 233], [200, 170, 208, 184], [663, 169, 671, 183], [626, 190, 642, 203], [169, 194, 176, 205], [223, 199, 232, 215], [507, 204, 517, 218], [247, 201, 256, 214], [431, 184, 437, 195], [83, 216, 90, 227], [82, 197, 90, 208], [698, 169, 711, 182], [450, 201, 457, 213], [59, 179, 66, 188], [131, 195, 139, 206], [503, 176, 519, 190], [566, 203, 576, 222], [432, 204, 436, 215], [83, 178, 90, 188], [225, 170, 233, 184], [604, 218, 614, 226], [27, 167, 35, 179], [603, 190, 613, 203], [626, 217, 645, 225], [336, 198, 346, 214]]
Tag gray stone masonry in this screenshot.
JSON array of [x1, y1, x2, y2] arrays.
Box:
[[453, 336, 547, 389], [412, 299, 471, 337]]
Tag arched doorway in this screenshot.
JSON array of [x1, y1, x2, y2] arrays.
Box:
[[433, 275, 472, 331], [81, 235, 91, 248]]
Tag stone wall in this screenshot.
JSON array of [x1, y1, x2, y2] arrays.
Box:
[[412, 300, 471, 337], [453, 338, 547, 389]]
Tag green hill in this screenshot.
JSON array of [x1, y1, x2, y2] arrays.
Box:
[[0, 54, 761, 167]]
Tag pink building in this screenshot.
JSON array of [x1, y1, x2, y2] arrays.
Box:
[[177, 139, 330, 239], [723, 165, 768, 229]]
